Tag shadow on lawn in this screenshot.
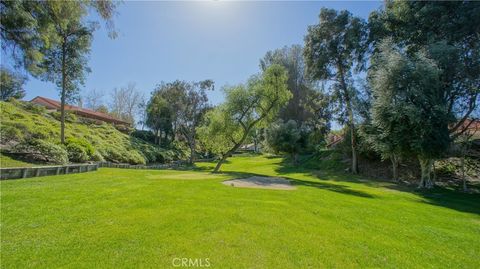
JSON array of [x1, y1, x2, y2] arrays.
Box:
[[275, 157, 480, 215], [184, 161, 376, 199]]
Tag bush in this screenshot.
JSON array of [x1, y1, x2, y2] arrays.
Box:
[[66, 142, 88, 163], [131, 130, 156, 143], [14, 139, 68, 164], [65, 138, 95, 163], [91, 151, 105, 162], [23, 102, 46, 114], [51, 111, 77, 122], [126, 150, 146, 165], [0, 125, 23, 143]]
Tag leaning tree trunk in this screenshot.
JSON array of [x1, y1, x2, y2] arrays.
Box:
[[418, 156, 434, 188], [213, 131, 249, 173], [213, 154, 229, 173]]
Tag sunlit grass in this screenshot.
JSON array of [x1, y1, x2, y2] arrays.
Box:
[[1, 155, 479, 268]]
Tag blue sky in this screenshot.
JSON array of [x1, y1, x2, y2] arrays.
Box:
[[5, 1, 382, 105]]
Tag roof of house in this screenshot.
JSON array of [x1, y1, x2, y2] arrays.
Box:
[[30, 96, 129, 125]]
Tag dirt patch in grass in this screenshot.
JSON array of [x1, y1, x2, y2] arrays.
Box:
[[222, 176, 296, 190]]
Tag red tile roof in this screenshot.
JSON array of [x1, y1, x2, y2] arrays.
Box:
[[30, 96, 129, 125]]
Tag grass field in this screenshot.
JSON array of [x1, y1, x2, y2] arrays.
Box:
[[1, 155, 479, 268], [0, 153, 37, 168]]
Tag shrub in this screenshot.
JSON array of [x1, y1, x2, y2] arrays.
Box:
[[65, 138, 95, 163], [66, 137, 94, 156], [14, 139, 68, 164], [0, 125, 23, 143], [23, 102, 46, 114], [91, 151, 105, 162], [131, 130, 156, 143], [66, 142, 88, 163], [126, 150, 146, 165], [51, 111, 77, 122]]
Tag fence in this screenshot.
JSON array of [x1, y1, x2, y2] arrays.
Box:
[[0, 163, 99, 180]]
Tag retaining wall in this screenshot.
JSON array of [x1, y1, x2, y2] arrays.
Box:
[[0, 163, 98, 180]]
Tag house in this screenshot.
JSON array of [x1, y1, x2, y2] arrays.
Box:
[[326, 134, 344, 148], [30, 96, 130, 126]]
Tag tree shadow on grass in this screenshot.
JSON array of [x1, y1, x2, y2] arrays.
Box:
[[289, 179, 375, 198], [183, 163, 376, 199], [275, 157, 480, 215]]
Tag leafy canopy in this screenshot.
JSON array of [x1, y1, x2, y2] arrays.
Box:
[[198, 64, 291, 157]]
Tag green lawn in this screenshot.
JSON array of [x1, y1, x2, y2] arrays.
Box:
[[0, 153, 37, 168], [1, 155, 479, 268]]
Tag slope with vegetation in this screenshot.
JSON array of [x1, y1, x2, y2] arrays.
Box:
[[0, 100, 183, 165]]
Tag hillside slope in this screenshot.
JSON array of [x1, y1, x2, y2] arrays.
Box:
[[0, 100, 182, 165]]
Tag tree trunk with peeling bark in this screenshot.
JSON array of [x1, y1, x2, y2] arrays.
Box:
[[418, 157, 434, 188]]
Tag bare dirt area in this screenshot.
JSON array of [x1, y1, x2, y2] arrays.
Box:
[[222, 176, 296, 190]]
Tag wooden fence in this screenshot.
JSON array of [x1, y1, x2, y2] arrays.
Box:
[[0, 163, 98, 180]]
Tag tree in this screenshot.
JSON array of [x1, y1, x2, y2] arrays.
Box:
[[177, 80, 213, 164], [38, 2, 94, 144], [1, 0, 117, 144], [198, 64, 291, 173], [145, 80, 213, 162], [369, 1, 480, 140], [110, 83, 144, 126], [260, 45, 311, 123], [146, 81, 188, 145], [0, 67, 26, 101], [304, 8, 368, 174], [1, 0, 117, 73], [146, 92, 173, 145], [261, 45, 332, 142], [265, 120, 307, 164], [83, 88, 105, 111], [95, 105, 109, 114], [368, 40, 450, 188]]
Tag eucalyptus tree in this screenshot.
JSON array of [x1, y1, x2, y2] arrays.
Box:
[[369, 40, 450, 188], [369, 1, 480, 139], [304, 8, 368, 174], [177, 80, 214, 164], [146, 86, 175, 145], [261, 45, 332, 140], [146, 79, 213, 162], [198, 65, 291, 173]]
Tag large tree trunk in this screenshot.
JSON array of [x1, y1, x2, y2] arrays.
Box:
[[60, 40, 67, 144], [347, 106, 359, 174], [391, 154, 399, 182], [337, 62, 358, 174], [189, 138, 195, 164], [418, 156, 434, 188], [213, 154, 228, 173]]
